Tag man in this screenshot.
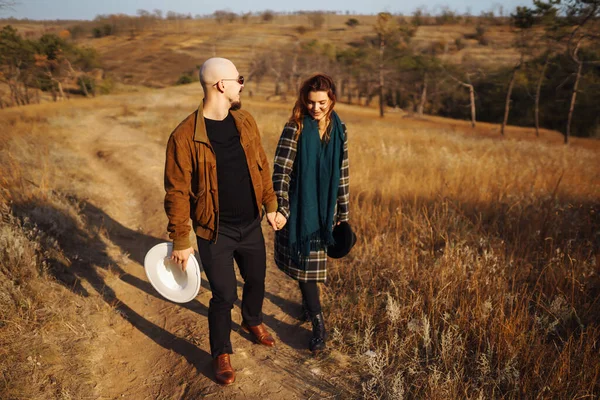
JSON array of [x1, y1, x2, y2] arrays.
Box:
[[164, 57, 279, 385]]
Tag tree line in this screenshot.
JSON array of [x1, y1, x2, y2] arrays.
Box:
[[242, 1, 599, 141], [0, 25, 101, 107]]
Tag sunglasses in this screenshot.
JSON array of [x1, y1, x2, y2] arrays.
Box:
[[214, 76, 244, 86]]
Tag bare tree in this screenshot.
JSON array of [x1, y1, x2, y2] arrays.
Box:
[[269, 52, 284, 99], [566, 40, 583, 144], [307, 12, 325, 29], [378, 34, 385, 117], [447, 72, 478, 128], [533, 55, 550, 137], [563, 0, 600, 143], [246, 49, 269, 96], [283, 41, 302, 94], [501, 6, 534, 135], [35, 53, 66, 101], [418, 74, 427, 116], [152, 9, 163, 19], [409, 55, 443, 117], [530, 0, 568, 136], [374, 12, 399, 118], [501, 56, 523, 135]]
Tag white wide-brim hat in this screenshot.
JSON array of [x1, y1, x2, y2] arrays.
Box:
[[144, 242, 201, 303]]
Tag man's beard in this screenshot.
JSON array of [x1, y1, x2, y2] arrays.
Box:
[[230, 101, 242, 111]]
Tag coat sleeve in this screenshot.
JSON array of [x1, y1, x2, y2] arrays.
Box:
[[247, 114, 278, 214], [272, 123, 298, 220], [258, 142, 278, 214], [336, 124, 350, 223], [164, 133, 193, 250]]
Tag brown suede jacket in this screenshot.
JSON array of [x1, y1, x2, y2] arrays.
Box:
[[164, 103, 278, 250]]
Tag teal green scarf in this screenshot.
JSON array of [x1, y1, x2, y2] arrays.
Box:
[[288, 111, 344, 266]]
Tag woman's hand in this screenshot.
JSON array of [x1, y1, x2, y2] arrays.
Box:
[[275, 212, 287, 230]]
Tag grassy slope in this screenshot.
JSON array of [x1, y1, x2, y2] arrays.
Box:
[[4, 15, 537, 91]]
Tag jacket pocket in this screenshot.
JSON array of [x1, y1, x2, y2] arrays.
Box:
[[191, 187, 208, 224]]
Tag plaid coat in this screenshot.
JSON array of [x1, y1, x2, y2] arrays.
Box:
[[273, 121, 350, 282]]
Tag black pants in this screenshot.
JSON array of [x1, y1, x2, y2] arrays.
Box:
[[197, 217, 266, 358]]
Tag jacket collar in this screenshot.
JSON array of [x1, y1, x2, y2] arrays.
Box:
[[194, 101, 247, 143]]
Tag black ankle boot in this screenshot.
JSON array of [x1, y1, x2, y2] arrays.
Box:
[[309, 312, 327, 353]]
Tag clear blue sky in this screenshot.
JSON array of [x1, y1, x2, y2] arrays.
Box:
[[4, 0, 534, 21]]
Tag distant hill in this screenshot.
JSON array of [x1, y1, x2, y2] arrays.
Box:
[[3, 14, 530, 91]]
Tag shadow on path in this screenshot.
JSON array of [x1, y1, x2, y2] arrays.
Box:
[[14, 199, 215, 382]]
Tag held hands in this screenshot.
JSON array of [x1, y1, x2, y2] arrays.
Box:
[[266, 211, 287, 231], [266, 212, 278, 230], [275, 212, 287, 230], [171, 247, 194, 271]]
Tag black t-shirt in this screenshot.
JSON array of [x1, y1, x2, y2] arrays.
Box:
[[205, 113, 257, 226]]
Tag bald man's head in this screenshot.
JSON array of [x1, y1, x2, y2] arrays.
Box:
[[199, 57, 238, 90]]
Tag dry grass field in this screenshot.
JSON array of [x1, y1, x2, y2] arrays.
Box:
[[1, 78, 598, 398]]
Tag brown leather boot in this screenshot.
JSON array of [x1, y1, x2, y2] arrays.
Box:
[[213, 354, 235, 385], [241, 321, 276, 347]]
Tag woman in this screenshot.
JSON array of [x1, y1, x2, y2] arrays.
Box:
[[272, 73, 350, 353]]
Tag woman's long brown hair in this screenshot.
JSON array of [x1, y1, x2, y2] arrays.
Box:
[[289, 73, 337, 140]]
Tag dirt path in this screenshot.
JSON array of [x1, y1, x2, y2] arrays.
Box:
[[50, 96, 352, 399]]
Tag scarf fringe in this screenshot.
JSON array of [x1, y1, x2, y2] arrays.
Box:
[[291, 228, 335, 269]]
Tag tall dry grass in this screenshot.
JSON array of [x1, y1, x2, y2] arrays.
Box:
[[320, 114, 598, 398], [251, 101, 600, 398], [0, 109, 119, 399]]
